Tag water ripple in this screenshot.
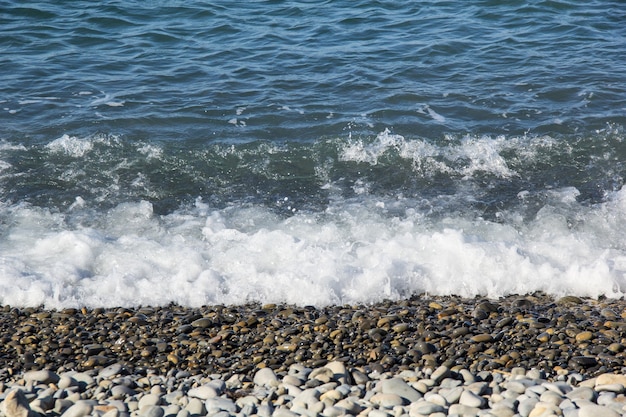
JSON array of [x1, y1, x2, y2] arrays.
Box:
[[0, 0, 624, 142]]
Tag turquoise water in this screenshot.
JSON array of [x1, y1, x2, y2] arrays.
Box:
[[1, 1, 626, 307]]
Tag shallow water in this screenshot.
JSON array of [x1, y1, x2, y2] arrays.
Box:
[[1, 1, 626, 307]]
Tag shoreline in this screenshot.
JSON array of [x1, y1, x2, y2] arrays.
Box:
[[2, 293, 626, 379], [2, 294, 626, 416]]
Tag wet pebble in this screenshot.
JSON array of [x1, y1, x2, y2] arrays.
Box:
[[0, 295, 625, 416]]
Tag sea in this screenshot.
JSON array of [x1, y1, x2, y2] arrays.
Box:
[[1, 1, 625, 309]]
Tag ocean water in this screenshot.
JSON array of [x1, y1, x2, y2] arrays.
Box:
[[1, 1, 626, 308]]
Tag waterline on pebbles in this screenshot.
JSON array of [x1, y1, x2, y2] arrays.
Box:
[[1, 294, 626, 415]]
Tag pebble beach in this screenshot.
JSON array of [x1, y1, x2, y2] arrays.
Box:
[[1, 294, 626, 416]]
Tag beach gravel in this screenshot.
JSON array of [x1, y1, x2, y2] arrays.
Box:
[[2, 294, 626, 415]]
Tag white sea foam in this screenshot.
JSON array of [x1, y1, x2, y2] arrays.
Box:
[[46, 134, 95, 157], [425, 105, 446, 123], [1, 183, 626, 309], [45, 134, 118, 158], [339, 129, 548, 178]]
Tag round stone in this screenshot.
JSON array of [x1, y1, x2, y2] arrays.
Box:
[[253, 367, 279, 387], [187, 386, 218, 400], [410, 401, 445, 415], [459, 390, 486, 408], [24, 370, 59, 384], [369, 393, 404, 408], [570, 356, 598, 367], [575, 331, 593, 342], [578, 404, 620, 417], [191, 318, 212, 328], [471, 334, 494, 343]]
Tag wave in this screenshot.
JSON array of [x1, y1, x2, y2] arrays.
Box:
[[1, 127, 625, 308]]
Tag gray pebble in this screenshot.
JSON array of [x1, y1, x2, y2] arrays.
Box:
[[517, 397, 538, 417], [578, 404, 620, 417], [369, 393, 404, 408], [448, 403, 479, 416], [292, 388, 320, 408], [59, 400, 96, 417], [439, 386, 463, 404], [430, 366, 450, 384], [138, 405, 164, 417], [543, 381, 573, 395], [409, 400, 445, 416], [186, 386, 217, 400], [272, 408, 299, 417], [110, 385, 136, 400], [334, 398, 362, 414], [423, 392, 447, 407], [253, 368, 278, 388], [99, 363, 123, 379], [595, 383, 625, 393], [368, 410, 391, 417], [1, 389, 32, 417], [24, 370, 59, 385], [183, 398, 205, 415], [138, 393, 161, 409], [539, 390, 563, 406], [204, 398, 236, 414], [381, 378, 422, 403], [459, 389, 486, 408]]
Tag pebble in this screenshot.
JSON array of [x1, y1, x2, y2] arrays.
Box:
[[59, 400, 95, 417], [0, 296, 626, 416], [99, 364, 123, 379], [471, 333, 494, 343], [579, 404, 621, 417], [253, 368, 279, 388], [380, 378, 422, 402], [575, 331, 594, 342], [0, 358, 625, 417], [183, 398, 205, 415], [110, 385, 136, 399], [24, 370, 59, 384], [204, 398, 236, 414], [137, 393, 161, 409], [1, 390, 32, 417], [187, 386, 218, 400], [409, 401, 445, 416], [138, 405, 164, 417], [369, 393, 404, 407], [459, 389, 486, 408], [430, 366, 450, 384], [596, 373, 626, 386], [448, 403, 480, 416]]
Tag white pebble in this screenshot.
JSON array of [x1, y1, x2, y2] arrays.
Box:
[[60, 400, 96, 417], [369, 393, 404, 408], [204, 398, 236, 414], [578, 404, 620, 417], [187, 385, 217, 400], [459, 389, 486, 408], [253, 368, 279, 388]]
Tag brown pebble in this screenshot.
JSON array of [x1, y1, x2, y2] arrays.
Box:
[[471, 334, 494, 343], [537, 332, 550, 343], [575, 331, 594, 342], [451, 327, 470, 338], [191, 318, 212, 328], [495, 317, 513, 328], [557, 296, 583, 305], [392, 323, 409, 333]]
